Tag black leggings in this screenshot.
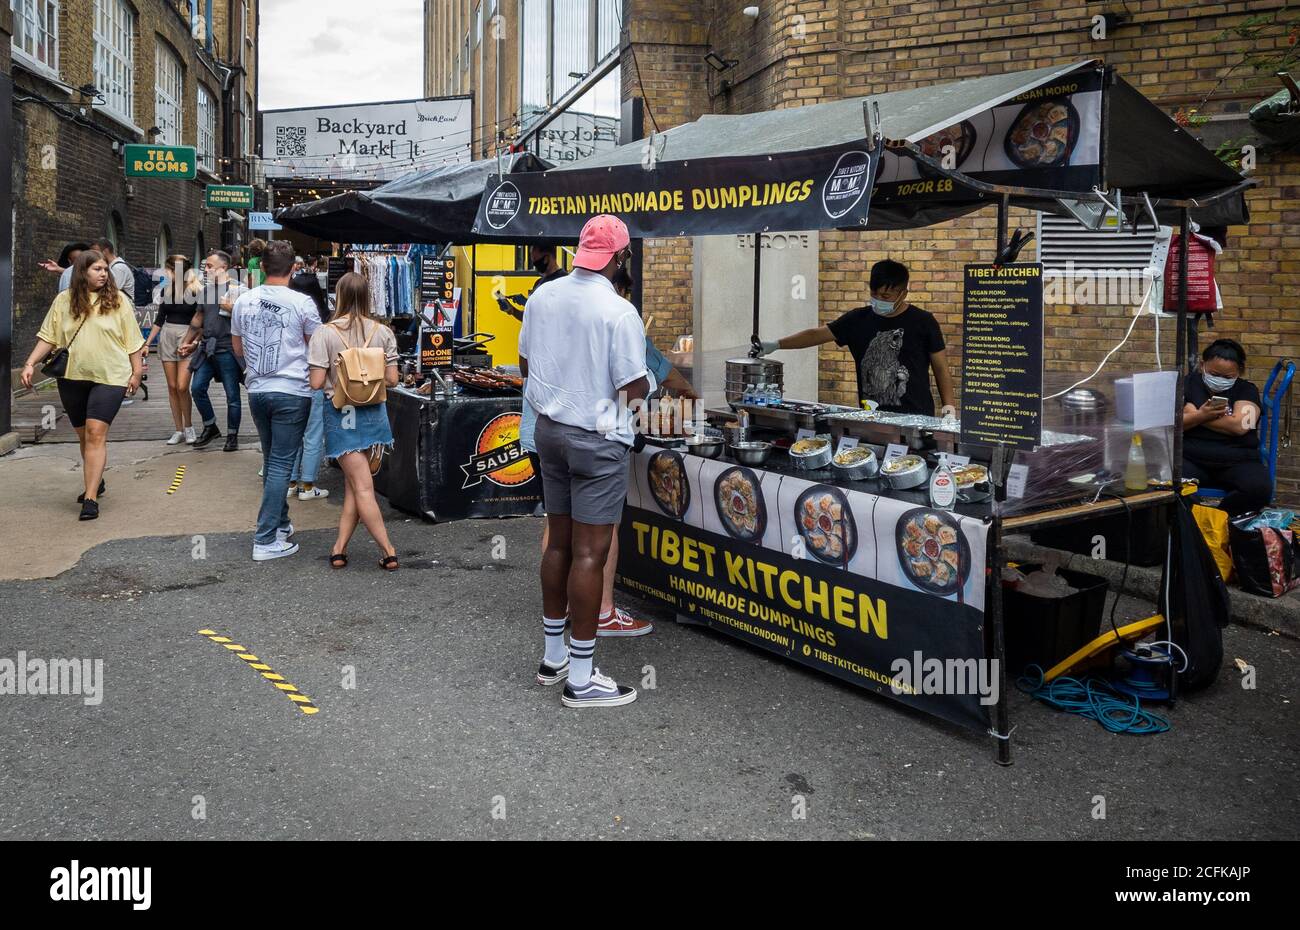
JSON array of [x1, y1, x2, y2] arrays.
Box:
[[58, 379, 127, 429], [1183, 455, 1273, 518]]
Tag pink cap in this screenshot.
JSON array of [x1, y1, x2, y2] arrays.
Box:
[[573, 214, 631, 271]]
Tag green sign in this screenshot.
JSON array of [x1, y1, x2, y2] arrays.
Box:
[[205, 185, 255, 209], [123, 144, 197, 179]]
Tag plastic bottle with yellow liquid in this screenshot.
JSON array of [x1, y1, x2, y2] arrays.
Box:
[[1124, 432, 1148, 491]]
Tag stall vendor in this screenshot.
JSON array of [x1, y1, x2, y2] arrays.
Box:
[[755, 259, 956, 418], [1182, 338, 1271, 517], [498, 246, 568, 321]]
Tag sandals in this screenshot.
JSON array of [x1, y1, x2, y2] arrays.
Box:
[[329, 552, 348, 569], [379, 554, 400, 571]]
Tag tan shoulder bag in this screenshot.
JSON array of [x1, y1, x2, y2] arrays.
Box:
[[330, 321, 388, 411]]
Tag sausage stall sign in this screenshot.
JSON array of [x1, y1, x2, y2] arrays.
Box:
[[123, 144, 196, 180]]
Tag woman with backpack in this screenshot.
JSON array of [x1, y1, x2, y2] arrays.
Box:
[[20, 249, 146, 520], [142, 254, 201, 444], [307, 272, 400, 570]]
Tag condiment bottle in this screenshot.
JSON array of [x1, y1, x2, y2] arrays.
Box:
[[930, 461, 957, 511]]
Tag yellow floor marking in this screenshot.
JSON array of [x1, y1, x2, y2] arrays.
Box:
[[166, 465, 188, 496], [196, 630, 317, 716]]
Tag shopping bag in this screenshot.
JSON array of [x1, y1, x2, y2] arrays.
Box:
[[1192, 504, 1234, 584], [1228, 515, 1299, 598]]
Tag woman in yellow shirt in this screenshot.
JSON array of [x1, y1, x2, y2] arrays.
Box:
[[21, 249, 145, 520]]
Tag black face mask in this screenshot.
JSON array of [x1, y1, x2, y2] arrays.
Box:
[[532, 257, 550, 274]]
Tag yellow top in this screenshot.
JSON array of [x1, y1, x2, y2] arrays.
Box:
[[36, 290, 144, 387]]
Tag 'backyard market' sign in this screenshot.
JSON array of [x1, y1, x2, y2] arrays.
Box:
[[124, 145, 196, 180], [474, 141, 881, 238], [205, 185, 255, 209]]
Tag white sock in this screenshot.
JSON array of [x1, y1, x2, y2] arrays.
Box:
[[568, 636, 595, 688], [542, 617, 567, 667]]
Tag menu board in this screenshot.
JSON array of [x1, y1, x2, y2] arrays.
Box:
[[422, 255, 456, 304], [326, 257, 350, 293], [960, 263, 1043, 449]]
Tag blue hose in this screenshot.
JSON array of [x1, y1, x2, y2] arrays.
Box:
[[1016, 666, 1171, 735]]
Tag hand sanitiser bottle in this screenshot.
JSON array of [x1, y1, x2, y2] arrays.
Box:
[[930, 460, 957, 510], [1125, 433, 1148, 491]]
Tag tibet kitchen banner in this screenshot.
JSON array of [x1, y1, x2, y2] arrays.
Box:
[[622, 448, 992, 730], [473, 141, 881, 238], [874, 65, 1105, 203]]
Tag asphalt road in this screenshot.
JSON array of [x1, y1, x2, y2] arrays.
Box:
[[1, 504, 1297, 840]]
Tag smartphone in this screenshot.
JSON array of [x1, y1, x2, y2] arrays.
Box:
[[1208, 395, 1229, 410]]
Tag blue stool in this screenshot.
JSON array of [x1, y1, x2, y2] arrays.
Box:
[[1195, 359, 1294, 504]]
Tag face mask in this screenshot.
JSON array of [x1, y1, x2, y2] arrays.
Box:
[[870, 297, 897, 316], [531, 257, 549, 274], [1203, 372, 1236, 393]]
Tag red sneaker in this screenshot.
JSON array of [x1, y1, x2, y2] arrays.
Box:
[[596, 607, 654, 637]]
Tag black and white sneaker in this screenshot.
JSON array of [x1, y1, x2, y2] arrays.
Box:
[[561, 669, 637, 708], [536, 656, 569, 686]]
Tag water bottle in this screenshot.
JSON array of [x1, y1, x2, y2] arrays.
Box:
[[742, 383, 756, 405], [771, 382, 783, 406]]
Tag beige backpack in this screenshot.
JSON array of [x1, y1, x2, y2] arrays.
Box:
[[330, 321, 388, 410]]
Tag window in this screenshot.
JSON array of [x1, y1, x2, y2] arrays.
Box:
[[197, 84, 217, 173], [475, 2, 482, 47], [521, 0, 622, 127], [155, 42, 184, 146], [94, 0, 135, 123], [237, 0, 246, 65], [244, 93, 254, 157], [11, 0, 59, 74], [191, 0, 214, 52], [108, 211, 125, 254], [155, 224, 172, 268]]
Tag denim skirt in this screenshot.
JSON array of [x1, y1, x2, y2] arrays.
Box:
[[323, 400, 394, 459]]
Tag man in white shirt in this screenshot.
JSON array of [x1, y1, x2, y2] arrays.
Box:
[[93, 238, 136, 303], [231, 240, 322, 561], [518, 214, 650, 709]]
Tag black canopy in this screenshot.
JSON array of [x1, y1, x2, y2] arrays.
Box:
[[471, 60, 1249, 238], [277, 152, 552, 244]]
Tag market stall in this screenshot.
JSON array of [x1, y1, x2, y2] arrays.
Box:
[[277, 155, 557, 521], [474, 59, 1252, 759]]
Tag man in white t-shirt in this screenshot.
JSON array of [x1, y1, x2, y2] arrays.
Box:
[[231, 240, 322, 561], [518, 214, 650, 709], [93, 238, 136, 303]]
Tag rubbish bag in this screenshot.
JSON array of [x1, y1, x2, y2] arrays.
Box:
[[1161, 498, 1228, 690], [1192, 504, 1234, 584], [1229, 514, 1300, 598]]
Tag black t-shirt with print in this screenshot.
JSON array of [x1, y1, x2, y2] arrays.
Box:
[[827, 304, 945, 415], [1184, 373, 1262, 462]]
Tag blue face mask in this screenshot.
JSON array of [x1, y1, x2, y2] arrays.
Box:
[[1203, 372, 1237, 393], [870, 297, 897, 316]]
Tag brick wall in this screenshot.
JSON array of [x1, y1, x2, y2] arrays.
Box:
[[624, 0, 1300, 501], [9, 0, 255, 356]]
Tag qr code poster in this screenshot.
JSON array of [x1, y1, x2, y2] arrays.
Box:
[[275, 125, 307, 157]]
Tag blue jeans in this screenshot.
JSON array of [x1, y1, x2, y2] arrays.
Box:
[[291, 389, 326, 484], [249, 392, 312, 545], [191, 350, 243, 434]]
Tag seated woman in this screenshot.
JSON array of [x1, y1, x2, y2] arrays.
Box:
[[1182, 338, 1272, 517]]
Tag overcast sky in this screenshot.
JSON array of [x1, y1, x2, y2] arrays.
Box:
[[258, 0, 424, 111]]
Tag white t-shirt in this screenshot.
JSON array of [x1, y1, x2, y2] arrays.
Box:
[[109, 258, 134, 301], [231, 284, 322, 396], [518, 268, 648, 442]]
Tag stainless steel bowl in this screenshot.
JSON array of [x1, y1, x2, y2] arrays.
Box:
[[684, 435, 724, 459], [728, 440, 773, 466]]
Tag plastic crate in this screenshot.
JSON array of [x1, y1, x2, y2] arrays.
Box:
[[1002, 563, 1109, 674]]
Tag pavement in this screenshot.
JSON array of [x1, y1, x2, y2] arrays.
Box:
[[1, 439, 1297, 840]]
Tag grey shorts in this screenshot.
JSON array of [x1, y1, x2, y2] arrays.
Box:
[[534, 414, 630, 525], [158, 322, 190, 362]]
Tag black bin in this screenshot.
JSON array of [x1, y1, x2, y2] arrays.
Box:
[[1030, 506, 1169, 567], [1002, 563, 1109, 674]]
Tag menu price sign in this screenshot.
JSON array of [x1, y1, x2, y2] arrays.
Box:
[[326, 257, 350, 293], [418, 298, 457, 371], [959, 263, 1043, 450], [422, 255, 456, 304]]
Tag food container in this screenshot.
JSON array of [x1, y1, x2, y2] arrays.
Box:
[[880, 454, 929, 489], [952, 463, 990, 489], [788, 436, 832, 469], [728, 440, 773, 466], [832, 446, 879, 480], [684, 434, 724, 459], [724, 357, 784, 404]]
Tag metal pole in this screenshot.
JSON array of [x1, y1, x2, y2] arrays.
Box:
[[470, 244, 478, 336], [1173, 207, 1190, 488], [996, 194, 1009, 262], [0, 74, 14, 438], [751, 234, 763, 344], [989, 515, 1012, 765]]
